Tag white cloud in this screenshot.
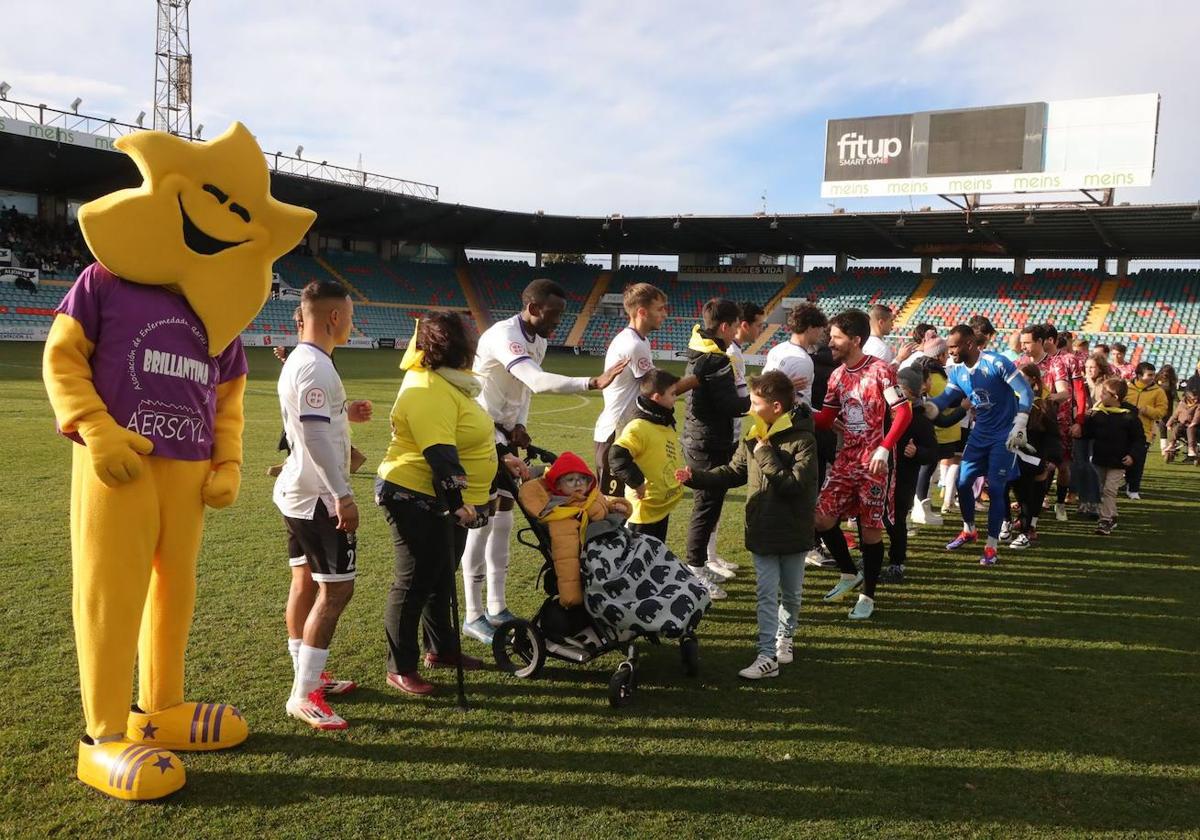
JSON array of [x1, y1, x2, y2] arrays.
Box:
[[0, 0, 1197, 216]]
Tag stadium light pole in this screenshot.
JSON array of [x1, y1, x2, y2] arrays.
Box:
[[295, 145, 304, 159], [70, 97, 82, 114], [0, 82, 10, 100], [195, 123, 204, 139], [135, 111, 146, 127]]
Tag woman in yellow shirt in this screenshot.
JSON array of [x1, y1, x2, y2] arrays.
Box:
[[376, 313, 500, 696]]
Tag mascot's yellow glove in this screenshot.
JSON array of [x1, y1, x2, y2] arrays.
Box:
[[201, 461, 241, 509], [76, 413, 155, 487]]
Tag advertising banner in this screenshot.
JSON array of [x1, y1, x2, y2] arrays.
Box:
[[0, 266, 39, 287], [0, 248, 11, 265]]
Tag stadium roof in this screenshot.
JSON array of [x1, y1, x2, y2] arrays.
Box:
[[4, 130, 1200, 260]]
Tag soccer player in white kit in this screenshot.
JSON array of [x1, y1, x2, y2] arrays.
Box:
[[462, 279, 627, 644], [275, 280, 372, 730], [593, 282, 669, 494], [862, 303, 897, 365]]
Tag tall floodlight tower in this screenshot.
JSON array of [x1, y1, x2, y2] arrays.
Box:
[[154, 0, 193, 136]]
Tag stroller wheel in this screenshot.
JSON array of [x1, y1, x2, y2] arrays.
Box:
[[492, 619, 546, 679], [680, 636, 699, 677], [608, 662, 635, 708]]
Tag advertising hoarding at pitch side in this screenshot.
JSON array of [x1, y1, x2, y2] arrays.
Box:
[[821, 94, 1158, 198]]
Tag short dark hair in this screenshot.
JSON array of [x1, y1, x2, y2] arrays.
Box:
[[1020, 363, 1043, 389], [786, 303, 827, 335], [949, 324, 977, 343], [829, 309, 870, 345], [738, 301, 765, 323], [301, 279, 350, 307], [911, 322, 934, 342], [701, 298, 741, 332], [1096, 343, 1110, 354], [1104, 377, 1129, 400], [1043, 323, 1059, 341], [1135, 361, 1156, 376], [968, 315, 995, 338], [640, 367, 680, 397], [749, 370, 795, 409], [1024, 323, 1050, 342], [416, 311, 477, 370], [868, 303, 893, 320], [522, 278, 566, 307], [1112, 342, 1127, 354]]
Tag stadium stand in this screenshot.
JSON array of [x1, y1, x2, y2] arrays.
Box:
[[0, 282, 59, 330], [0, 209, 88, 280], [320, 251, 465, 307], [1103, 269, 1200, 334], [904, 268, 1099, 335]]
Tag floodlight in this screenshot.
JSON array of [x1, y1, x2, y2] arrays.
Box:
[[770, 216, 779, 230], [135, 111, 145, 127], [70, 97, 82, 113], [195, 124, 204, 139], [0, 82, 11, 100], [295, 145, 304, 158]]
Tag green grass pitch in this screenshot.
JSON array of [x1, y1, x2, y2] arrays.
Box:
[[1, 343, 1197, 838]]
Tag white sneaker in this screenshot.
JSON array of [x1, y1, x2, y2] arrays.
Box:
[[286, 688, 348, 731], [738, 655, 779, 680], [1054, 503, 1068, 522], [823, 572, 863, 602], [1126, 491, 1141, 500], [775, 637, 794, 664], [705, 559, 736, 581], [910, 496, 928, 524], [803, 549, 826, 568], [848, 594, 875, 620], [999, 520, 1012, 542], [708, 555, 739, 572], [692, 566, 727, 600], [906, 527, 919, 538]]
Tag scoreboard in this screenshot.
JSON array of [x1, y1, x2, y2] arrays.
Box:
[[821, 94, 1158, 198]]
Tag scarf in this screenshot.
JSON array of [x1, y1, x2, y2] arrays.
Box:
[[744, 410, 794, 442], [687, 323, 726, 354], [634, 394, 676, 427]]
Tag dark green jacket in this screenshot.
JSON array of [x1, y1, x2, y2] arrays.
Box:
[[685, 405, 817, 555]]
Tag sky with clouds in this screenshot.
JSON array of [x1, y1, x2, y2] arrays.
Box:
[[2, 0, 1198, 221]]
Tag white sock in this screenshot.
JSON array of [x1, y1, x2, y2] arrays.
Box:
[[944, 465, 960, 508], [461, 517, 491, 622], [857, 594, 873, 605], [706, 531, 720, 563], [840, 572, 857, 582], [288, 637, 302, 674], [290, 644, 329, 702], [986, 536, 998, 549], [962, 521, 976, 534], [1030, 516, 1039, 528], [485, 509, 514, 616]]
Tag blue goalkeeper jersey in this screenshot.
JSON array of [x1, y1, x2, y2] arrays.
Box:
[[934, 350, 1032, 446]]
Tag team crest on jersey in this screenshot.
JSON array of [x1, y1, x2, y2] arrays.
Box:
[[843, 399, 868, 433], [509, 341, 526, 356], [304, 388, 326, 409], [869, 484, 883, 498], [972, 389, 993, 411]]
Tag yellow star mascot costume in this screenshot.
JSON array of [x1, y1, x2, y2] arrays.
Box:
[[42, 123, 315, 800]]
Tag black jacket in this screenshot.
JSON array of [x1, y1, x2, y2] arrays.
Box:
[[897, 402, 939, 472], [1083, 402, 1143, 468], [683, 327, 750, 453], [1027, 398, 1063, 465], [686, 406, 817, 555]]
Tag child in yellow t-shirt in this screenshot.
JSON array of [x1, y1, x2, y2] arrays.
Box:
[[608, 369, 684, 543]]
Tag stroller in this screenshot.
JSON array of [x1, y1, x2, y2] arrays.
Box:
[[491, 446, 708, 707]]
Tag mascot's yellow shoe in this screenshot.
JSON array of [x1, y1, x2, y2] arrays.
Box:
[[127, 702, 248, 752], [78, 738, 185, 801]]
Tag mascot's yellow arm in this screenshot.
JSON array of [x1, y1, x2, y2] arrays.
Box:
[[203, 376, 245, 509]]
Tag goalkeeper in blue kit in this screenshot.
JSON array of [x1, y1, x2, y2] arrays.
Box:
[[928, 325, 1034, 566]]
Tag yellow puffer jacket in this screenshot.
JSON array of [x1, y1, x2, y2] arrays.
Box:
[[1128, 380, 1168, 443], [517, 480, 632, 607]]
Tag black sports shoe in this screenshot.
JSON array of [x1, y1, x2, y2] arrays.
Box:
[[878, 564, 906, 584]]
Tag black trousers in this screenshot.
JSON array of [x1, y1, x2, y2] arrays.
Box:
[[1012, 461, 1050, 530], [885, 459, 919, 566], [379, 497, 468, 675], [685, 446, 734, 568], [1124, 437, 1150, 493], [630, 516, 669, 543], [594, 434, 623, 496]]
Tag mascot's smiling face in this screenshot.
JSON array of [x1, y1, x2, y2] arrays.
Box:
[[78, 122, 316, 355]]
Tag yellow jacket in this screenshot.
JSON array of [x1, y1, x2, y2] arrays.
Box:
[[1128, 380, 1168, 443], [517, 480, 632, 607]]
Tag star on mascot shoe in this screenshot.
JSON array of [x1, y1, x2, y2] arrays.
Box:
[[44, 122, 315, 800]]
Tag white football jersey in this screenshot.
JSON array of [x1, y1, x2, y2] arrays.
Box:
[[474, 314, 547, 431], [863, 335, 896, 365], [763, 339, 815, 407], [593, 326, 653, 442], [273, 342, 350, 519]]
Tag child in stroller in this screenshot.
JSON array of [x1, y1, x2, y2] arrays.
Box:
[[492, 448, 709, 707]]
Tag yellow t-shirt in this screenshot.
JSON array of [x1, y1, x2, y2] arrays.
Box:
[[615, 418, 684, 524], [928, 371, 961, 446], [378, 368, 497, 505]]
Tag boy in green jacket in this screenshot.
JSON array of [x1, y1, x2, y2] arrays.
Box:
[[676, 370, 818, 680]]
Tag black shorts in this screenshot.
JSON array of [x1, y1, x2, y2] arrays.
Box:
[[492, 441, 519, 500], [283, 500, 357, 583], [594, 435, 624, 497], [937, 440, 961, 461]]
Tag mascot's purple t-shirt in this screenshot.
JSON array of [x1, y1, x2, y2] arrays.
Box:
[[56, 262, 249, 461]]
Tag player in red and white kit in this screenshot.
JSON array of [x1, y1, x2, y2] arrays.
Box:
[[1019, 324, 1086, 521], [811, 309, 912, 621]]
